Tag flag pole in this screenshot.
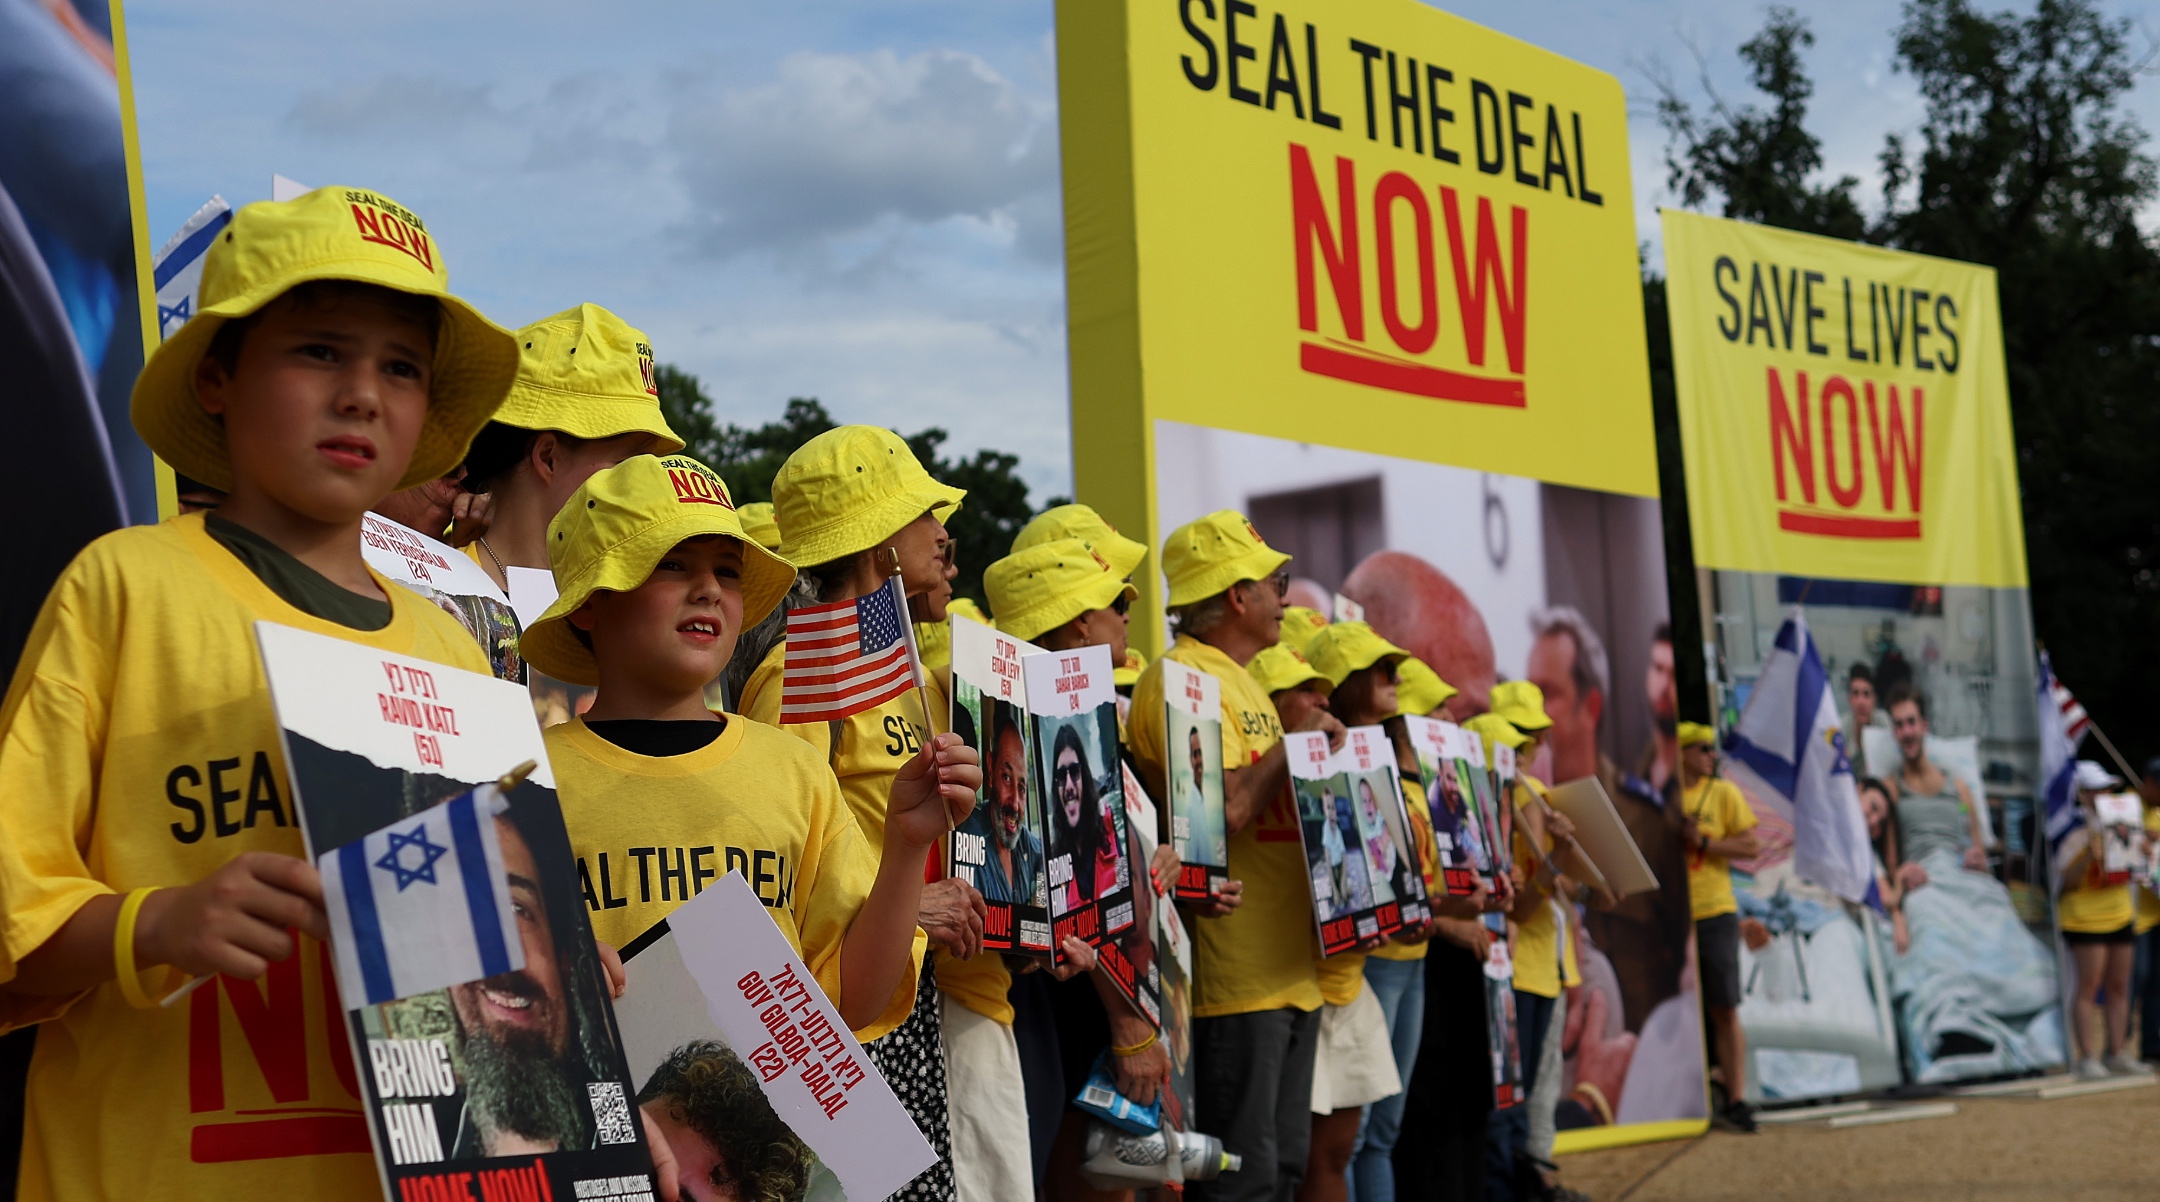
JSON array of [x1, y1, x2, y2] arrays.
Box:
[[887, 549, 957, 835], [2082, 718, 2143, 788]]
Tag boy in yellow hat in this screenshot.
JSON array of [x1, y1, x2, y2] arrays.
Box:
[[457, 303, 684, 590], [737, 424, 974, 1202], [1128, 510, 1344, 1202], [0, 186, 516, 1202], [520, 455, 973, 1046], [1677, 721, 1760, 1130]]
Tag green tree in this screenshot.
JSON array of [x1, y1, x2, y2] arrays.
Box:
[[653, 367, 1042, 607], [1655, 0, 2160, 762]]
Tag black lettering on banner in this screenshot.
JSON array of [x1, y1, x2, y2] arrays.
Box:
[[629, 846, 657, 903], [1934, 294, 1960, 372], [692, 846, 718, 894], [1803, 270, 1827, 356], [1305, 24, 1340, 129], [243, 750, 286, 828], [1425, 63, 1458, 164], [167, 764, 206, 843], [1471, 80, 1503, 175], [1264, 14, 1303, 117], [1770, 265, 1799, 350], [1224, 0, 1260, 105], [1572, 111, 1603, 205], [1911, 288, 1934, 371], [1844, 278, 1869, 361], [1387, 52, 1421, 152], [1349, 39, 1383, 140], [1883, 287, 1907, 367], [1745, 262, 1773, 346], [1507, 91, 1536, 187], [1713, 256, 1742, 341], [208, 756, 242, 838], [1180, 0, 1219, 91], [1541, 104, 1571, 196]]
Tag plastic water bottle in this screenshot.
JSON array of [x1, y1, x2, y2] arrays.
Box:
[[1079, 1122, 1243, 1189]]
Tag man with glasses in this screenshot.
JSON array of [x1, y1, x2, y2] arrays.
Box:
[[1129, 511, 1345, 1202]]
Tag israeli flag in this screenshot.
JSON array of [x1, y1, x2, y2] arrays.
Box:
[[152, 197, 232, 342], [1722, 609, 1875, 905], [319, 784, 525, 1007], [2037, 652, 2083, 884]]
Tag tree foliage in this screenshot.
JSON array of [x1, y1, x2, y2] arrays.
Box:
[[1654, 0, 2160, 762], [654, 365, 1040, 606]]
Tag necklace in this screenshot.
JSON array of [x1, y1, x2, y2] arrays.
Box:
[[477, 537, 507, 580]]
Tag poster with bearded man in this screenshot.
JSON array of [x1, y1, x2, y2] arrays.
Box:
[[947, 615, 1052, 953], [260, 626, 653, 1202]]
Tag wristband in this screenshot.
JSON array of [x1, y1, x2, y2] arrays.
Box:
[[1111, 1030, 1159, 1057], [114, 887, 177, 1009], [1572, 1080, 1614, 1126]]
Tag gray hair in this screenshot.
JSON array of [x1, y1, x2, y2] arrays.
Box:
[[1529, 605, 1609, 702], [1167, 591, 1235, 640]]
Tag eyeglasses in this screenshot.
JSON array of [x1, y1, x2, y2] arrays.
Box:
[[1055, 762, 1086, 785], [934, 539, 956, 568], [1110, 593, 1132, 616], [1241, 571, 1289, 599]]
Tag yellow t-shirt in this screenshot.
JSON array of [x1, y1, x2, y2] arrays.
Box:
[[2062, 817, 2136, 934], [1315, 950, 1367, 1006], [547, 716, 919, 1041], [1130, 635, 1321, 1017], [0, 515, 490, 1202], [738, 642, 1012, 1020], [1510, 824, 1561, 999], [1372, 777, 1435, 964], [1683, 778, 1758, 921]]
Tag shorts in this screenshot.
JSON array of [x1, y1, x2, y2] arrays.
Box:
[[1696, 913, 1742, 1011], [2063, 924, 2137, 947], [1309, 987, 1402, 1114]]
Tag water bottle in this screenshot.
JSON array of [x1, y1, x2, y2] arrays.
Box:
[[1079, 1122, 1243, 1189]]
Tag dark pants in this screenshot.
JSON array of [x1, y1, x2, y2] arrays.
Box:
[[1483, 990, 1554, 1202], [2138, 931, 2160, 1061], [1010, 969, 1067, 1189], [1396, 943, 1492, 1202], [1190, 1006, 1323, 1202]]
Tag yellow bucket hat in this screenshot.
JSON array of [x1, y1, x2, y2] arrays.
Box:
[[493, 303, 683, 452], [1304, 621, 1408, 687], [1463, 712, 1528, 754], [985, 538, 1136, 644], [1162, 510, 1291, 608], [1279, 606, 1330, 653], [1114, 647, 1148, 689], [131, 186, 518, 491], [1014, 503, 1148, 580], [915, 597, 988, 672], [772, 425, 966, 567], [1678, 721, 1717, 749], [519, 454, 795, 686], [1490, 680, 1556, 732], [1249, 643, 1331, 696], [1396, 657, 1458, 717], [737, 501, 782, 552]]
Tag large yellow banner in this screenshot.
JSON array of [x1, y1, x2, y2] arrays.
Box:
[[1662, 211, 2028, 587], [1060, 0, 1655, 532]]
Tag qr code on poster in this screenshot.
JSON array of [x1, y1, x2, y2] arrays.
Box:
[[588, 1081, 637, 1145]]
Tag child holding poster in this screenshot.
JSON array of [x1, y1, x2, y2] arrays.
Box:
[[0, 187, 519, 1202]]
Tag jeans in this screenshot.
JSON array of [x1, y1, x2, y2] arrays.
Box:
[[1351, 956, 1426, 1202], [1483, 990, 1554, 1202], [1192, 1006, 1324, 1202]]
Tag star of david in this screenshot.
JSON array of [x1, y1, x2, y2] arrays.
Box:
[[375, 824, 450, 891]]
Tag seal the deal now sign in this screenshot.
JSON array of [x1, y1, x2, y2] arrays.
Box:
[[1662, 210, 2029, 588], [1058, 0, 1656, 501]]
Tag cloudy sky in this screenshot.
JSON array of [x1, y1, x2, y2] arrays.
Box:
[[126, 0, 2160, 502]]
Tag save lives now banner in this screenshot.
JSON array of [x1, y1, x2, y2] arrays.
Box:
[[1661, 210, 2028, 588]]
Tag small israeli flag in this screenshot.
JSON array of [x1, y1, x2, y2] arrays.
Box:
[[319, 784, 525, 1007], [152, 197, 232, 342]]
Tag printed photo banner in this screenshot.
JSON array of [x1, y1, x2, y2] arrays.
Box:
[[613, 875, 935, 1202], [255, 623, 653, 1202], [1661, 209, 2027, 587], [1341, 724, 1433, 929], [1405, 716, 1488, 896], [360, 513, 525, 684], [1160, 658, 1229, 901], [1285, 728, 1404, 955], [1026, 643, 1139, 966], [948, 615, 1053, 953], [1103, 762, 1168, 1042]]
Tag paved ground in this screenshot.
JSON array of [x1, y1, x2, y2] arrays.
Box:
[[1554, 1081, 2158, 1201]]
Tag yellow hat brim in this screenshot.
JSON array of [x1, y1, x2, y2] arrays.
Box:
[[997, 574, 1137, 644], [1165, 544, 1292, 608], [519, 515, 797, 687], [491, 381, 686, 454], [1497, 706, 1555, 732], [778, 478, 966, 568], [130, 260, 518, 492]]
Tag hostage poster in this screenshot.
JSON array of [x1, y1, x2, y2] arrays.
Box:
[[1024, 642, 1137, 967], [255, 622, 655, 1202], [947, 614, 1051, 954], [1160, 658, 1228, 901], [1285, 728, 1404, 956]]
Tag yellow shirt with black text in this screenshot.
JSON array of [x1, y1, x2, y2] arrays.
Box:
[[0, 515, 490, 1202], [1130, 635, 1322, 1017], [548, 716, 920, 1040], [1683, 778, 1758, 922]]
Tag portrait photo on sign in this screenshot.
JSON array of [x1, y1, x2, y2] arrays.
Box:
[[1036, 709, 1132, 924], [949, 617, 1051, 951], [1161, 658, 1229, 899]]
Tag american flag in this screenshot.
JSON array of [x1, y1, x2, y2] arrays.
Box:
[[2051, 675, 2092, 746], [779, 574, 924, 722]]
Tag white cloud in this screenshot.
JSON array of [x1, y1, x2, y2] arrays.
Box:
[[668, 48, 1057, 256]]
